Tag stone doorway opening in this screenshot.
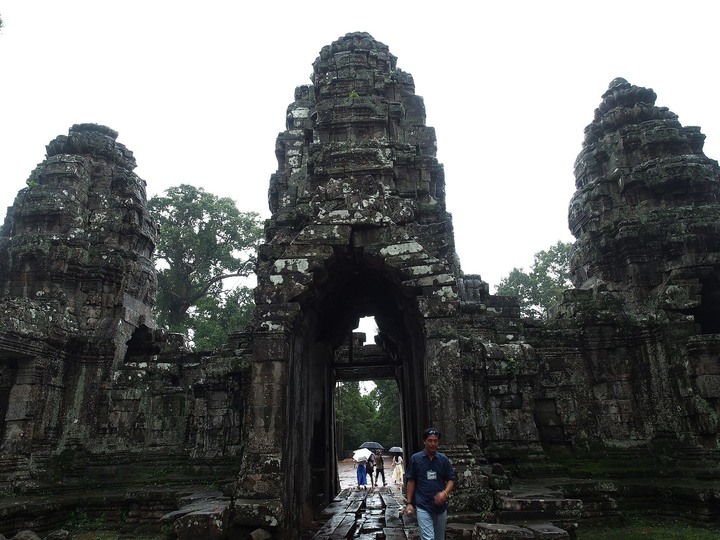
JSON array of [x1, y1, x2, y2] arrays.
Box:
[[331, 316, 404, 473], [299, 262, 429, 509], [332, 373, 403, 485]]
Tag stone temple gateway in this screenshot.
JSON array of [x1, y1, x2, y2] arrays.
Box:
[[235, 31, 487, 530], [0, 32, 719, 537]]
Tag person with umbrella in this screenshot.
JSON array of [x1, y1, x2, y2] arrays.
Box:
[[389, 446, 404, 484], [360, 442, 382, 487], [404, 427, 455, 540], [365, 455, 375, 487], [353, 450, 367, 490]]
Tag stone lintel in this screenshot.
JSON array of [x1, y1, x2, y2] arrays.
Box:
[[280, 244, 337, 264], [351, 226, 410, 248]]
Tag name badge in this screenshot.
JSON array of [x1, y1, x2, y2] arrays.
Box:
[[427, 470, 437, 480]]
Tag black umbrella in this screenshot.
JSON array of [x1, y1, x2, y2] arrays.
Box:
[[388, 446, 403, 453], [359, 441, 384, 450]]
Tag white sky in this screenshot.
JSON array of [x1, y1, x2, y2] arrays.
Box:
[[1, 1, 718, 291]]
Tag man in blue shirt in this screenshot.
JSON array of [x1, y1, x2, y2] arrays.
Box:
[[404, 427, 456, 539]]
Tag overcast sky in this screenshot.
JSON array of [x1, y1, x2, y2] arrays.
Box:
[[1, 1, 718, 292]]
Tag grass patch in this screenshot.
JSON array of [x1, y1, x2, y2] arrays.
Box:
[[578, 517, 720, 539]]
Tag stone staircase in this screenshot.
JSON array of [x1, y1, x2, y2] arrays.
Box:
[[489, 490, 581, 538]]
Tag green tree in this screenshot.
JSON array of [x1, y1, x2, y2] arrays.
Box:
[[191, 286, 255, 350], [334, 378, 402, 458], [147, 184, 263, 345], [335, 382, 377, 456], [495, 240, 573, 318], [367, 380, 401, 448]]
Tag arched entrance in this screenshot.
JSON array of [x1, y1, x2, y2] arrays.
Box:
[[304, 261, 428, 505], [235, 225, 468, 534]]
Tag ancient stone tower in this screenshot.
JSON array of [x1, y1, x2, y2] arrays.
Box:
[[233, 31, 487, 531], [0, 124, 157, 455], [455, 78, 720, 469], [0, 124, 244, 506], [558, 77, 720, 450]]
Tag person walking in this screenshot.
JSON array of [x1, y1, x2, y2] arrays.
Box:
[[356, 459, 368, 490], [373, 449, 386, 486], [392, 454, 404, 484], [404, 427, 456, 540], [366, 452, 376, 487]]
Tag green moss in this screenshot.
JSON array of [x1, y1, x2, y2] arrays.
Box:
[[65, 508, 106, 530], [231, 355, 251, 372], [503, 355, 518, 376]]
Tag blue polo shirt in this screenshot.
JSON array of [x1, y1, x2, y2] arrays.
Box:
[[405, 449, 456, 514]]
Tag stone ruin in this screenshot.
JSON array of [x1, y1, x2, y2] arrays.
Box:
[[0, 32, 719, 538]]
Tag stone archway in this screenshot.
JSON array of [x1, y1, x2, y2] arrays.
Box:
[[236, 228, 464, 530], [300, 255, 430, 504], [232, 32, 473, 536]]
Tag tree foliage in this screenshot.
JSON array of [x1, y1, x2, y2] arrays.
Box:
[[190, 286, 256, 351], [495, 240, 574, 318], [335, 382, 377, 455], [147, 184, 263, 347], [367, 380, 402, 447], [334, 379, 402, 458]]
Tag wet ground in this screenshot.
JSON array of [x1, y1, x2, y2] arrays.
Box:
[[337, 458, 405, 494], [305, 459, 416, 539]]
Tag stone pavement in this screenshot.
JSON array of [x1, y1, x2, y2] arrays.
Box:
[[307, 459, 418, 539], [308, 461, 579, 539]]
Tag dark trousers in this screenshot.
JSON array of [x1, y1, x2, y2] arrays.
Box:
[[375, 468, 385, 485]]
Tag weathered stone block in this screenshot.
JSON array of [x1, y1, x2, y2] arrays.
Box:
[[695, 375, 720, 398], [232, 498, 283, 528], [472, 522, 534, 539], [252, 334, 290, 363], [293, 225, 352, 246]]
